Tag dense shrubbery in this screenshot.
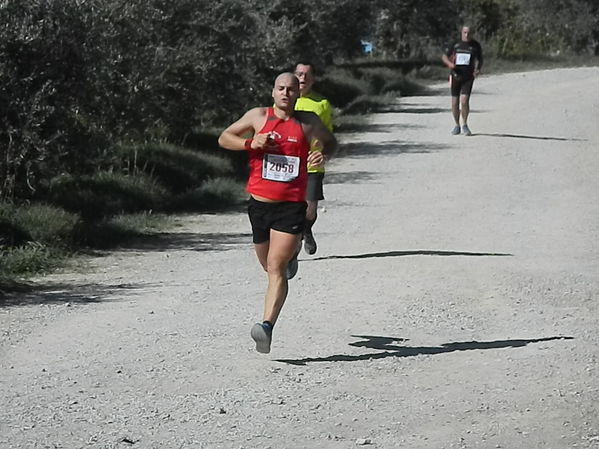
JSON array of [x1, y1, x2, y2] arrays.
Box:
[[0, 0, 374, 204]]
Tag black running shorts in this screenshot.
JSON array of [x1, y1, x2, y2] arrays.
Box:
[[306, 172, 325, 201], [248, 197, 307, 244], [450, 74, 475, 97]]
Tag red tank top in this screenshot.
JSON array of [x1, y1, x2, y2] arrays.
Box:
[[246, 107, 309, 202]]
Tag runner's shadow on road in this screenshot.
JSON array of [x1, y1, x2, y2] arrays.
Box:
[[276, 335, 574, 366], [474, 132, 586, 142], [0, 281, 153, 307], [308, 249, 512, 261]]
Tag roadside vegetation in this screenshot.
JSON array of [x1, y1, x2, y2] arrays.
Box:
[[1, 0, 598, 286]]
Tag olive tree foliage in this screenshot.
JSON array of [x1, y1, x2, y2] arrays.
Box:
[[371, 0, 599, 59], [261, 0, 374, 64], [372, 0, 460, 59], [491, 0, 599, 57]]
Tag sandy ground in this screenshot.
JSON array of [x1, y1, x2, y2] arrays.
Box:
[[1, 67, 599, 449]]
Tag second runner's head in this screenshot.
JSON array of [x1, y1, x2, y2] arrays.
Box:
[[294, 62, 315, 96], [272, 72, 300, 113]]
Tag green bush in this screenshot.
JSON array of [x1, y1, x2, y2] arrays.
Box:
[[356, 67, 396, 95], [0, 203, 24, 247], [1, 201, 79, 249], [119, 142, 234, 193], [11, 203, 80, 247], [353, 67, 426, 96], [315, 70, 369, 108], [47, 172, 167, 220], [0, 242, 63, 276], [382, 76, 424, 96], [171, 177, 246, 212], [81, 212, 171, 249], [342, 94, 396, 115]]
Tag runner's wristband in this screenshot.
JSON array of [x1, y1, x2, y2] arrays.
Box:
[[244, 139, 253, 150]]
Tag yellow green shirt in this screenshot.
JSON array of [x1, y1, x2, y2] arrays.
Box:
[[295, 92, 333, 173]]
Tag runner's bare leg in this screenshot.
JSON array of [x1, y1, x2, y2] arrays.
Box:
[[451, 96, 461, 125], [254, 230, 301, 324], [460, 94, 470, 125]]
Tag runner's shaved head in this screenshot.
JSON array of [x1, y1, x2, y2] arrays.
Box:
[[274, 72, 299, 88]]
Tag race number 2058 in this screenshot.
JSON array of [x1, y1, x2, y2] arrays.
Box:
[[262, 153, 300, 182]]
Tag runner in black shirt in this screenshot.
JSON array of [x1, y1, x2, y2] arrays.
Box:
[[442, 26, 483, 136]]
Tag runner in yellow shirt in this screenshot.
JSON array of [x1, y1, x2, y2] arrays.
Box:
[[293, 62, 334, 255]]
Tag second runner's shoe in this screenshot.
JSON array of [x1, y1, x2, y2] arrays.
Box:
[[304, 232, 317, 255], [286, 253, 299, 280], [286, 240, 301, 280]]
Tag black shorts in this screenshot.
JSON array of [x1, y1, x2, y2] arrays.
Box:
[[306, 172, 325, 201], [450, 74, 474, 97], [247, 197, 307, 244]]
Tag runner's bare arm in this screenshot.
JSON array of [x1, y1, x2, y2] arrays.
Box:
[[441, 53, 455, 70], [218, 108, 270, 151], [295, 111, 337, 167], [308, 113, 337, 158]]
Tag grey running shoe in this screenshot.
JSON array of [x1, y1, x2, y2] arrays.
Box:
[[462, 125, 472, 136], [451, 125, 461, 135], [304, 232, 317, 255], [286, 252, 299, 280], [250, 322, 272, 354], [286, 241, 301, 279]]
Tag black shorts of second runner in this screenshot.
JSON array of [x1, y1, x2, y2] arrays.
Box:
[[306, 172, 325, 201], [450, 75, 475, 97], [248, 197, 307, 244]]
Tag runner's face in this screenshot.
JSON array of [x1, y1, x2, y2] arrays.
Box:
[[294, 64, 314, 96], [461, 27, 472, 42], [272, 75, 299, 111]]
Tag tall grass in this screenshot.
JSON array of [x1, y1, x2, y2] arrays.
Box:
[[171, 177, 246, 212], [119, 142, 234, 193], [47, 172, 168, 221]]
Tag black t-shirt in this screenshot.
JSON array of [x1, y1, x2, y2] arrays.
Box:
[[445, 39, 483, 79]]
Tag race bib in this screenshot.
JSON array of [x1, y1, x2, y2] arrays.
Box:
[[262, 153, 300, 182], [455, 52, 471, 65]]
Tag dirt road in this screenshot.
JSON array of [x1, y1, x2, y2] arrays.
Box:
[[2, 67, 599, 449]]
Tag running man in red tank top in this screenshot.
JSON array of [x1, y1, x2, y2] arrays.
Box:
[[218, 73, 336, 354]]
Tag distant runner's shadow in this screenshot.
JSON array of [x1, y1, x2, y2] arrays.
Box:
[[474, 132, 586, 142], [397, 106, 449, 114], [276, 335, 574, 366], [309, 249, 512, 261]]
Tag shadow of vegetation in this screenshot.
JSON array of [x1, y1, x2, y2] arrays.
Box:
[[0, 281, 153, 307], [475, 133, 586, 142], [309, 249, 513, 261], [276, 334, 574, 366], [335, 122, 423, 133], [338, 141, 447, 159], [324, 171, 379, 185], [101, 231, 253, 253]]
